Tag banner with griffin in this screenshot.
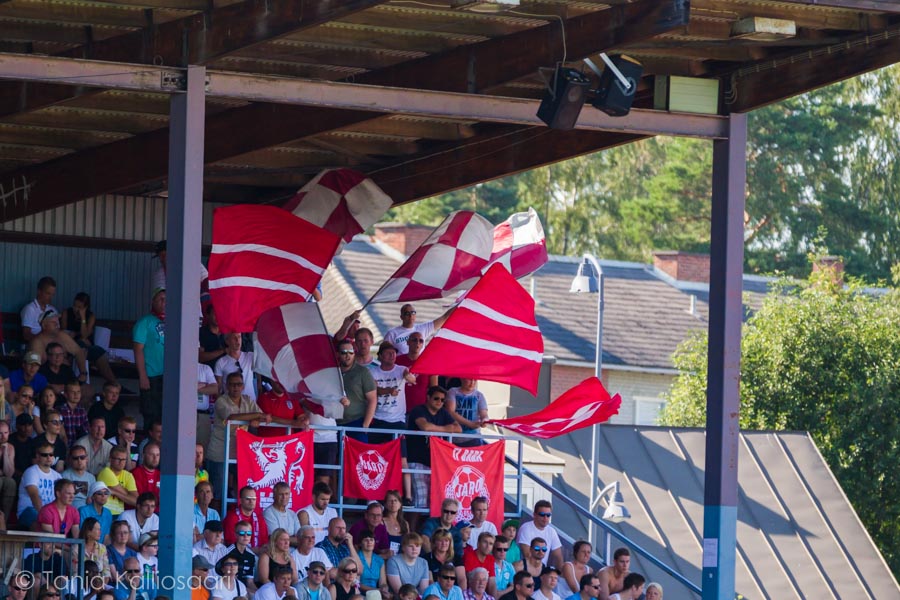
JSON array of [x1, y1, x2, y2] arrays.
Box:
[[236, 429, 314, 510], [430, 438, 505, 525], [343, 437, 403, 501]]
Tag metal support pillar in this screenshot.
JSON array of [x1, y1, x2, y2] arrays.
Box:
[[701, 112, 747, 600], [159, 65, 206, 600]]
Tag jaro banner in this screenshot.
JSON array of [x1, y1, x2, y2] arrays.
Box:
[[236, 429, 314, 510], [430, 437, 505, 524], [343, 437, 403, 501]]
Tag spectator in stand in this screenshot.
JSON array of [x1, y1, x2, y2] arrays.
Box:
[[133, 287, 166, 428], [264, 482, 301, 540], [256, 565, 298, 600], [395, 332, 434, 413], [0, 421, 15, 517], [193, 480, 221, 542], [568, 574, 601, 600], [354, 328, 378, 367], [97, 446, 138, 516], [336, 340, 376, 442], [81, 481, 114, 544], [76, 417, 114, 476], [18, 440, 61, 527], [329, 557, 363, 600], [291, 525, 333, 583], [212, 555, 251, 600], [501, 521, 523, 571], [88, 382, 125, 441], [39, 343, 78, 395], [445, 380, 487, 447], [194, 519, 229, 567], [383, 304, 452, 355], [60, 292, 119, 384], [190, 555, 214, 600], [357, 529, 390, 599], [464, 568, 495, 600], [138, 421, 162, 460], [223, 485, 269, 549], [10, 353, 49, 398], [522, 539, 546, 585], [214, 332, 257, 402], [207, 372, 270, 501], [386, 532, 430, 596], [493, 536, 516, 597], [516, 502, 562, 569], [12, 414, 36, 476], [383, 489, 410, 554], [316, 517, 360, 576], [368, 341, 414, 498], [119, 492, 159, 549], [297, 560, 332, 600], [132, 442, 161, 509], [299, 482, 338, 545], [558, 542, 593, 600], [21, 277, 58, 343], [532, 567, 561, 600], [135, 533, 159, 580], [37, 477, 80, 536], [305, 396, 344, 489], [420, 498, 463, 554], [608, 574, 643, 600], [30, 408, 66, 471], [467, 497, 498, 549], [195, 444, 209, 486], [196, 362, 219, 447], [82, 536, 111, 589], [333, 310, 362, 347], [62, 443, 96, 508], [644, 582, 662, 600], [28, 309, 94, 385], [9, 384, 39, 435], [498, 571, 536, 600], [406, 386, 460, 510], [257, 379, 308, 438], [199, 304, 227, 368], [58, 380, 88, 445], [464, 533, 498, 594], [349, 500, 391, 556], [216, 519, 258, 596], [257, 527, 300, 586], [151, 238, 209, 327], [36, 387, 61, 436], [114, 555, 154, 600], [6, 572, 28, 600], [109, 416, 139, 471], [595, 548, 629, 600], [22, 543, 68, 588], [422, 562, 464, 600], [107, 520, 137, 580], [424, 528, 464, 587]]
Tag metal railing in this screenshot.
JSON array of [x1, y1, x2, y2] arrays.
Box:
[[0, 531, 85, 600]]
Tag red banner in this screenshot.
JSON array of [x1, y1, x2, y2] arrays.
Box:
[[342, 437, 403, 501], [236, 429, 314, 510], [430, 438, 505, 525]]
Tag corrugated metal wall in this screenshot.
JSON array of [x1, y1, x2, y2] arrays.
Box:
[[0, 195, 219, 319]]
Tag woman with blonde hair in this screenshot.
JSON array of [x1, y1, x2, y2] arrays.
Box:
[[645, 582, 663, 600], [424, 529, 464, 587], [330, 556, 362, 600], [256, 528, 299, 585]]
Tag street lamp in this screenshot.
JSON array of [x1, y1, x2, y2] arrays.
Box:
[[569, 254, 605, 555]]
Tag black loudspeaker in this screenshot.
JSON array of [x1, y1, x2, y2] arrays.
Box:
[[537, 68, 592, 130], [592, 55, 643, 117]]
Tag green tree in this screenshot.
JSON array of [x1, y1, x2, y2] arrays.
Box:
[[660, 263, 900, 575]]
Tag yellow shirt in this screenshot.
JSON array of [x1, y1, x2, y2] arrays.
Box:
[[97, 467, 137, 515]]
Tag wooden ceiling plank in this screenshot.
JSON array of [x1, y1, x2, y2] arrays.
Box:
[[691, 0, 881, 31], [771, 0, 900, 13], [340, 118, 478, 141]]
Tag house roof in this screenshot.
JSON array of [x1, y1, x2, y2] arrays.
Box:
[[321, 236, 773, 371]]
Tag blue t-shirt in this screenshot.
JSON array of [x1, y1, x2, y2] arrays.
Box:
[[9, 369, 48, 395], [447, 388, 486, 434], [132, 314, 165, 377], [360, 552, 385, 588], [80, 503, 114, 542], [423, 582, 464, 600]]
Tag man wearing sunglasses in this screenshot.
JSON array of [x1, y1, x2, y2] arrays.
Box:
[[569, 574, 602, 600], [383, 304, 452, 355], [516, 502, 562, 568], [336, 340, 377, 442], [422, 562, 464, 600], [61, 442, 96, 508], [420, 498, 464, 554], [497, 570, 535, 600], [114, 556, 156, 600], [407, 386, 461, 512], [17, 441, 61, 528], [216, 520, 258, 597]]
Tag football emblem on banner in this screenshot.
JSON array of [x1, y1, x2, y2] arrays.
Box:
[[343, 437, 403, 500], [430, 437, 505, 526]]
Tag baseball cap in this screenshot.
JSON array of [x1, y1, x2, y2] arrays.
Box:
[[151, 286, 165, 300], [455, 520, 472, 529], [377, 341, 396, 355], [541, 566, 561, 576], [38, 309, 59, 324], [138, 533, 156, 548], [24, 352, 42, 365], [204, 520, 224, 532], [192, 555, 212, 571]]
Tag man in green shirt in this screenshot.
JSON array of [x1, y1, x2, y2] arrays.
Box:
[[336, 340, 376, 442]]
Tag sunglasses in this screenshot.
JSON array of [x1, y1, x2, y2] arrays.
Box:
[[522, 584, 534, 589], [440, 575, 456, 581], [125, 569, 141, 574], [339, 350, 355, 355], [310, 570, 326, 576], [223, 562, 239, 567], [402, 310, 416, 316], [343, 568, 358, 574], [47, 419, 63, 425], [237, 530, 253, 536], [531, 547, 548, 552], [537, 512, 552, 518], [39, 452, 55, 457], [431, 396, 446, 402], [71, 455, 87, 460], [443, 509, 457, 515], [122, 428, 136, 434], [494, 547, 509, 552]]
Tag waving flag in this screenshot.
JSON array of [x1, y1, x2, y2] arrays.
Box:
[[490, 377, 621, 438], [282, 168, 393, 244], [486, 208, 548, 278], [208, 204, 341, 332], [368, 211, 494, 304], [411, 263, 543, 394], [253, 303, 346, 418]]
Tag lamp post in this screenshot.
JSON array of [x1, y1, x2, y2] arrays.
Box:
[[569, 254, 604, 556]]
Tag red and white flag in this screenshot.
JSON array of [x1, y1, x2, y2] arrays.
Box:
[[208, 204, 341, 333], [430, 438, 505, 524], [486, 208, 548, 278], [282, 168, 393, 244], [343, 437, 403, 501], [236, 429, 314, 510], [490, 377, 621, 439], [411, 263, 543, 394], [253, 303, 346, 419], [368, 211, 494, 304]]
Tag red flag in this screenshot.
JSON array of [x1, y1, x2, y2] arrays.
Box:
[[430, 438, 504, 525], [236, 429, 314, 510], [208, 204, 341, 332], [253, 303, 346, 418], [342, 437, 403, 501], [486, 208, 548, 278], [489, 377, 621, 439], [411, 263, 543, 394], [368, 211, 494, 304], [282, 168, 394, 244]]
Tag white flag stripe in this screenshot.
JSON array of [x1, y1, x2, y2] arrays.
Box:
[[212, 243, 326, 275], [459, 299, 542, 332], [436, 328, 543, 362], [209, 276, 312, 300]]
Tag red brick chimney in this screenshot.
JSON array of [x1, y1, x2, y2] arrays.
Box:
[[812, 255, 844, 285], [652, 251, 711, 283], [373, 223, 434, 255]]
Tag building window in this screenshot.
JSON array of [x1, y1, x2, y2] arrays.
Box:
[[634, 396, 666, 425]]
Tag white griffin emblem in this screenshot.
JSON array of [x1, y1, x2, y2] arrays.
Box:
[[246, 439, 306, 496]]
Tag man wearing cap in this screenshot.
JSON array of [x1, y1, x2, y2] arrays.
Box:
[[119, 492, 159, 550], [61, 442, 96, 508], [133, 288, 166, 427], [17, 441, 61, 528], [295, 560, 331, 600], [383, 304, 452, 355], [76, 417, 115, 476], [532, 567, 562, 600], [193, 519, 229, 566], [9, 352, 49, 397], [190, 555, 214, 600], [80, 481, 114, 543]]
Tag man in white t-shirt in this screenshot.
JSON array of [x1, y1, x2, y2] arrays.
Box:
[[299, 482, 338, 544], [467, 496, 498, 549], [256, 565, 298, 600], [290, 526, 333, 583], [264, 482, 301, 539], [383, 304, 452, 354], [17, 442, 62, 528], [214, 332, 256, 401], [516, 501, 563, 568]]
